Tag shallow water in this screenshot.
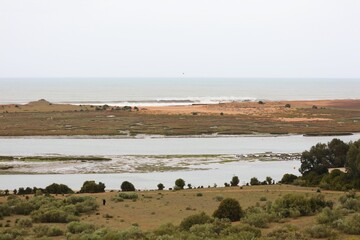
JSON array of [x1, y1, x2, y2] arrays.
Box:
[[0, 160, 300, 190], [0, 134, 359, 190]]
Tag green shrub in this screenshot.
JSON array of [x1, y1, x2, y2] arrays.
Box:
[[336, 213, 360, 235], [153, 223, 178, 236], [112, 196, 124, 202], [196, 193, 203, 197], [250, 177, 260, 186], [12, 201, 36, 215], [121, 181, 136, 192], [280, 174, 298, 184], [267, 225, 308, 240], [260, 196, 267, 201], [220, 223, 262, 238], [175, 178, 185, 189], [339, 191, 360, 211], [47, 226, 64, 236], [0, 204, 11, 218], [157, 183, 165, 190], [243, 207, 276, 228], [0, 228, 28, 240], [17, 218, 32, 228], [316, 207, 345, 226], [271, 194, 332, 218], [33, 225, 50, 238], [179, 212, 213, 231], [31, 208, 71, 223], [118, 192, 138, 200], [305, 224, 336, 239], [67, 221, 96, 234], [80, 181, 105, 193], [230, 176, 240, 186], [33, 225, 64, 237], [45, 183, 74, 194], [213, 198, 244, 222]]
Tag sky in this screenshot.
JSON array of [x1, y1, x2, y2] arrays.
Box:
[[0, 0, 360, 78]]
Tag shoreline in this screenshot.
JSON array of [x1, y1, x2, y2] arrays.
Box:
[[0, 132, 356, 139]]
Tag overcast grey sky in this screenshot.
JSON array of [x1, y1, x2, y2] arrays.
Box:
[[0, 0, 359, 78]]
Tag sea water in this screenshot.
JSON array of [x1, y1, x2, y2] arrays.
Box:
[[0, 78, 359, 105]]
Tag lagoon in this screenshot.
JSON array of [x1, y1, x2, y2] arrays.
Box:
[[0, 134, 359, 190]]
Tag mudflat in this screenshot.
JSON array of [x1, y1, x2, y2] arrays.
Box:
[[0, 99, 359, 136]]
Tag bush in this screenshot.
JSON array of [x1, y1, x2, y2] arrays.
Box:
[[339, 191, 360, 211], [121, 181, 136, 192], [117, 192, 138, 200], [250, 177, 260, 186], [33, 225, 50, 238], [80, 181, 105, 193], [271, 194, 332, 218], [175, 178, 185, 189], [179, 212, 213, 231], [45, 183, 74, 194], [17, 218, 32, 228], [153, 223, 178, 236], [213, 198, 244, 222], [281, 173, 298, 184], [260, 196, 267, 201], [220, 223, 262, 238], [47, 227, 64, 236], [0, 228, 28, 240], [230, 176, 239, 186], [157, 183, 165, 190], [31, 208, 71, 223], [243, 207, 276, 228], [267, 225, 307, 240], [336, 213, 360, 235], [305, 224, 336, 238], [316, 207, 345, 226], [33, 225, 64, 237], [67, 221, 96, 234]]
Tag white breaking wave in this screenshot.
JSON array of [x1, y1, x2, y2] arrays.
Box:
[[58, 96, 258, 107]]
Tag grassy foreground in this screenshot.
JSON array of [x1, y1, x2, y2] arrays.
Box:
[[1, 185, 360, 239]]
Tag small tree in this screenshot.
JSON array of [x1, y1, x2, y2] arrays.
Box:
[[230, 176, 240, 186], [213, 198, 243, 222], [121, 181, 135, 192], [80, 181, 105, 193], [266, 176, 273, 185], [250, 177, 260, 186], [175, 178, 185, 189], [281, 173, 298, 184], [285, 104, 291, 108], [157, 183, 165, 190], [45, 183, 73, 194]]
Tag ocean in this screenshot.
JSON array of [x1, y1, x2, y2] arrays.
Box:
[[0, 78, 359, 106]]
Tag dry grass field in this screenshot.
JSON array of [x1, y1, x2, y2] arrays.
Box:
[[1, 185, 360, 239]]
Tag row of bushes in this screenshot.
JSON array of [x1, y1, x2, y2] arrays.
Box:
[[1, 180, 138, 196]]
